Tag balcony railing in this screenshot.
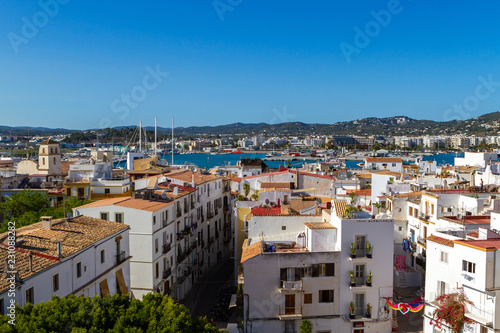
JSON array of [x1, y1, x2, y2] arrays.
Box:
[[115, 251, 126, 265], [176, 233, 185, 241], [190, 241, 197, 250], [177, 210, 182, 218], [208, 236, 215, 246], [466, 304, 494, 324], [279, 280, 302, 293], [163, 267, 172, 279], [162, 219, 169, 228], [215, 230, 219, 239], [278, 306, 302, 320], [416, 256, 426, 270], [224, 222, 231, 230], [417, 236, 427, 246], [163, 243, 171, 254], [207, 211, 214, 219], [224, 234, 231, 244]]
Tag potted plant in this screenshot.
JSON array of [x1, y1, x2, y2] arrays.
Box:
[[349, 270, 356, 287], [366, 271, 373, 287], [366, 303, 372, 318], [350, 241, 357, 258], [349, 302, 355, 319], [365, 241, 373, 258]]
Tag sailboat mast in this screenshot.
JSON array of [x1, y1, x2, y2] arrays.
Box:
[[171, 117, 174, 165], [155, 117, 157, 155], [139, 121, 142, 152]]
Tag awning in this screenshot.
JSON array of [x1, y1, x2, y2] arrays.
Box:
[[229, 294, 237, 308]]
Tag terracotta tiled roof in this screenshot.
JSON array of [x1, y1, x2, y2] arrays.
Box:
[[39, 139, 58, 145], [295, 171, 335, 180], [76, 197, 174, 212], [251, 206, 283, 215], [356, 173, 372, 179], [426, 235, 455, 247], [61, 161, 75, 174], [304, 222, 336, 229], [454, 239, 500, 251], [371, 170, 404, 177], [0, 215, 129, 293], [366, 157, 402, 163], [243, 171, 289, 180], [395, 191, 424, 198], [260, 182, 290, 189], [345, 189, 371, 196], [231, 177, 242, 183], [164, 170, 223, 185], [467, 231, 479, 238], [241, 240, 262, 263]]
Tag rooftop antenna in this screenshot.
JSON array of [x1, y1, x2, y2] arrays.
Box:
[[155, 117, 157, 155], [139, 121, 142, 152], [171, 116, 174, 166]]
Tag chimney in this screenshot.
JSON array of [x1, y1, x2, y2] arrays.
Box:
[[192, 174, 196, 188], [41, 216, 53, 230], [173, 186, 179, 196], [57, 242, 62, 257], [28, 251, 33, 272], [3, 259, 8, 278]]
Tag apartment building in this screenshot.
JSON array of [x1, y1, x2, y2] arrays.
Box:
[[241, 201, 394, 333], [0, 215, 130, 314], [74, 170, 234, 300]]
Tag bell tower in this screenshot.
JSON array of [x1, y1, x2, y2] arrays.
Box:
[[38, 139, 61, 175]]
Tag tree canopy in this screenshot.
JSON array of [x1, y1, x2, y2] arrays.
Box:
[[0, 191, 92, 233], [0, 293, 219, 333]]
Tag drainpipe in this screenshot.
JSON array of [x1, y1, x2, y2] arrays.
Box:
[[244, 293, 252, 333]]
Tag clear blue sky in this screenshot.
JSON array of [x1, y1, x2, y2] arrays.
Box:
[[1, 1, 500, 130]]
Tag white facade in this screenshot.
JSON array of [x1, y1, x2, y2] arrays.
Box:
[[455, 152, 497, 168]]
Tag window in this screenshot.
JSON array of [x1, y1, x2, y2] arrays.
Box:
[[318, 290, 333, 303], [104, 188, 110, 194], [304, 293, 312, 304], [437, 280, 446, 296], [100, 212, 108, 220], [355, 264, 365, 285], [462, 260, 476, 273], [392, 163, 396, 167], [101, 249, 105, 264], [319, 263, 334, 277], [414, 208, 419, 218], [304, 267, 312, 277], [77, 262, 82, 278], [440, 251, 448, 263], [26, 287, 34, 303], [409, 207, 413, 216], [53, 274, 59, 292], [155, 262, 159, 278], [354, 293, 365, 316], [431, 203, 435, 215], [155, 239, 159, 253], [115, 213, 123, 223], [0, 299, 3, 315], [282, 226, 286, 230], [153, 216, 156, 225]]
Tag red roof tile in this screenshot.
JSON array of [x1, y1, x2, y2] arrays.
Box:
[[426, 235, 455, 247]]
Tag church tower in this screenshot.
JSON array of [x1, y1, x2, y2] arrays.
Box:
[[38, 139, 61, 175]]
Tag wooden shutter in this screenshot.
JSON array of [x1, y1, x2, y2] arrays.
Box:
[[312, 265, 319, 277], [116, 269, 128, 295], [99, 279, 110, 297], [295, 268, 304, 280]]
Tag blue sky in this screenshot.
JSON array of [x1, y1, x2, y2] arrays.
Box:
[[1, 1, 500, 130]]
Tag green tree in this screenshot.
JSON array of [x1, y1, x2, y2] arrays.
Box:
[[0, 294, 219, 332], [0, 191, 92, 233], [300, 319, 313, 333], [243, 183, 250, 197]]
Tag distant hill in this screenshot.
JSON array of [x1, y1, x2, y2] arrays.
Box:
[[2, 111, 500, 137]]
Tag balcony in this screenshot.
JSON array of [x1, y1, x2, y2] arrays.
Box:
[[279, 280, 303, 293], [208, 236, 215, 246], [224, 222, 231, 231], [224, 234, 231, 244], [115, 251, 126, 265], [278, 306, 302, 320], [190, 241, 197, 250], [416, 256, 426, 271], [177, 251, 188, 263], [176, 233, 185, 241], [417, 236, 427, 246], [162, 219, 168, 228], [163, 267, 172, 279], [177, 210, 182, 218], [207, 211, 214, 219], [465, 304, 493, 326], [163, 243, 171, 254]]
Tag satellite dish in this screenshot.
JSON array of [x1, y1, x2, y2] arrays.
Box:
[[457, 213, 462, 220], [265, 199, 270, 205], [161, 192, 167, 199]]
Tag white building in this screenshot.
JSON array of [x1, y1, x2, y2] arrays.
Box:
[[455, 152, 497, 168], [364, 157, 403, 173], [0, 215, 130, 315], [241, 201, 394, 333], [424, 229, 500, 333]]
